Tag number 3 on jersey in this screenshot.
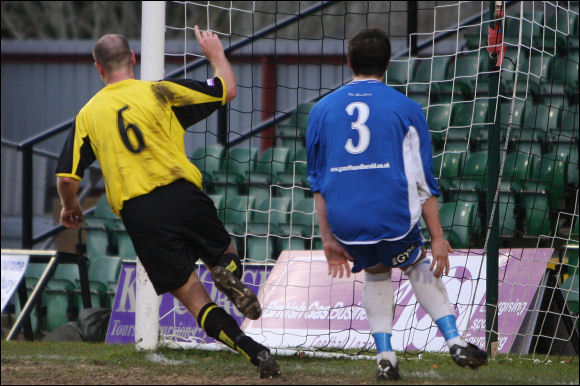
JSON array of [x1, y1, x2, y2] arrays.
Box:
[[117, 105, 145, 154], [345, 102, 370, 154]]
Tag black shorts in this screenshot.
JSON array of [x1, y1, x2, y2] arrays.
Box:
[[121, 179, 231, 295]]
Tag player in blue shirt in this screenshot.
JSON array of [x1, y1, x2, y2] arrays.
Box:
[[306, 28, 488, 380]]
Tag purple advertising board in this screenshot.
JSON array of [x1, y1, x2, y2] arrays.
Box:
[[242, 248, 552, 353], [107, 248, 552, 353], [106, 262, 271, 344]]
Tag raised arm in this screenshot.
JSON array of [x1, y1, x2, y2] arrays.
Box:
[[194, 25, 236, 102]]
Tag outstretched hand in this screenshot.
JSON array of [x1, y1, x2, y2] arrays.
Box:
[[194, 25, 226, 63], [323, 237, 354, 279]]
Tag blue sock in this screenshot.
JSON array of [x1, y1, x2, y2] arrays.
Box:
[[435, 314, 460, 341], [373, 332, 393, 353]]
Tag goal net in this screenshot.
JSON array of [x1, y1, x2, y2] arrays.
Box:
[[143, 1, 578, 360]]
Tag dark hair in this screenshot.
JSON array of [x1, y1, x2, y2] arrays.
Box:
[[93, 34, 132, 74], [348, 28, 391, 77]]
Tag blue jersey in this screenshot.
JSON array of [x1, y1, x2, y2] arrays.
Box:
[[306, 80, 439, 244]]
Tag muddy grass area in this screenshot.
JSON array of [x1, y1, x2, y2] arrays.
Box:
[[2, 341, 578, 385]]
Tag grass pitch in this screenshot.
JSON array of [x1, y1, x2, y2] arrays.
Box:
[[1, 341, 578, 385]]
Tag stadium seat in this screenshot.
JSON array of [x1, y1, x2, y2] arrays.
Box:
[[546, 56, 578, 97], [44, 264, 80, 331], [83, 256, 122, 309], [249, 147, 294, 185], [14, 263, 49, 332], [245, 234, 279, 262], [279, 197, 318, 238], [497, 192, 518, 239], [208, 193, 226, 222], [521, 153, 567, 210], [386, 59, 415, 94], [540, 11, 571, 55], [222, 195, 255, 253], [500, 151, 534, 192], [276, 147, 308, 187], [212, 146, 258, 197], [427, 104, 452, 147], [520, 193, 552, 237], [84, 195, 119, 258], [503, 11, 544, 49], [250, 196, 292, 226], [112, 226, 137, 259], [292, 102, 316, 129], [449, 51, 487, 98], [223, 195, 255, 232], [277, 102, 316, 138], [439, 201, 480, 248], [568, 147, 579, 188], [190, 145, 225, 187], [409, 56, 453, 103], [433, 152, 466, 194], [446, 151, 488, 203], [271, 184, 307, 201]]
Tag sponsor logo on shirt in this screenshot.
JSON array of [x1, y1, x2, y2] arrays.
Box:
[[206, 78, 215, 86], [330, 162, 390, 173]]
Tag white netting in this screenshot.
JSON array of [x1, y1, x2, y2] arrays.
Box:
[[149, 1, 579, 360]]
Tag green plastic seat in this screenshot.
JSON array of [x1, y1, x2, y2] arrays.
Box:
[[521, 153, 567, 210], [520, 193, 552, 236], [208, 193, 225, 222], [280, 198, 318, 238], [387, 59, 414, 86], [190, 145, 225, 183], [250, 197, 292, 226], [498, 194, 518, 238], [84, 195, 119, 259], [449, 51, 487, 97], [248, 147, 294, 185], [277, 148, 308, 186], [223, 195, 255, 234], [212, 146, 258, 197], [245, 235, 278, 263], [113, 227, 137, 259], [84, 256, 122, 309], [439, 201, 480, 248], [434, 152, 466, 193], [447, 151, 488, 203], [500, 151, 534, 192], [427, 104, 452, 147], [290, 102, 316, 129]]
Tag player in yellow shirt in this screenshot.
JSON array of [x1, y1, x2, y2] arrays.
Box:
[[55, 28, 279, 379]]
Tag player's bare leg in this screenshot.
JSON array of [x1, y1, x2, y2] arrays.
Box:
[[171, 270, 280, 378]]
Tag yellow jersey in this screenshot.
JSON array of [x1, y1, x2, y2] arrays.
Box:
[[56, 77, 226, 215]]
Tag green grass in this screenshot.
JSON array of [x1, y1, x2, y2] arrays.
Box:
[[1, 341, 578, 384]]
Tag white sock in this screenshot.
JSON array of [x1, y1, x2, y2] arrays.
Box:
[[447, 336, 468, 348], [406, 258, 468, 349], [405, 258, 454, 322], [363, 271, 397, 366], [377, 350, 398, 366]]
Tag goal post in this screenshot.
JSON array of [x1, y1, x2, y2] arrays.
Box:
[[135, 0, 166, 351]]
